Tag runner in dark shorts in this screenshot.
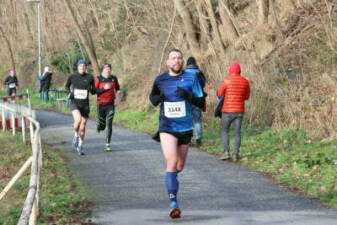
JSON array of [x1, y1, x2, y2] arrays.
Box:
[[149, 49, 204, 219], [65, 59, 96, 155]]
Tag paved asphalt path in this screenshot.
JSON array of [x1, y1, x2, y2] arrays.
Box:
[[36, 110, 337, 225]]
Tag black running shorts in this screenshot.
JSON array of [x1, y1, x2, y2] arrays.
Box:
[[153, 130, 193, 145], [70, 103, 90, 118]]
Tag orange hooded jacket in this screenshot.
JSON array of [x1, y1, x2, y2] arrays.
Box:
[[217, 62, 250, 113]]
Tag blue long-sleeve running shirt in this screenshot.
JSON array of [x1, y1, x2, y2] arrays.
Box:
[[150, 71, 203, 133]]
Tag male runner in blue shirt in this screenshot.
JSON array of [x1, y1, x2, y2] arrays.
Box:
[[149, 49, 204, 219]]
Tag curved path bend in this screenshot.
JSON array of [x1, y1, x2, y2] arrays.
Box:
[[37, 110, 337, 225]]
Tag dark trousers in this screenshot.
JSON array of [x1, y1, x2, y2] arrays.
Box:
[[7, 88, 16, 96], [221, 113, 244, 155], [44, 89, 49, 102], [97, 104, 115, 143]]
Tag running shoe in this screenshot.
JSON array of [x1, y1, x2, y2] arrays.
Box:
[[220, 151, 230, 160], [169, 201, 181, 219], [72, 136, 79, 148], [76, 146, 85, 156], [232, 154, 239, 162], [105, 143, 112, 152]]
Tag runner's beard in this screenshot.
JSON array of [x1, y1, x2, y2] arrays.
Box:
[[170, 65, 183, 74]]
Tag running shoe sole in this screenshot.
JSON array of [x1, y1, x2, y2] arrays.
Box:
[[169, 208, 181, 219]]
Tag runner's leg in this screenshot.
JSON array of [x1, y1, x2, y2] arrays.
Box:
[[72, 110, 82, 148], [79, 116, 88, 145], [160, 132, 179, 172], [97, 105, 107, 132], [160, 132, 181, 217], [177, 144, 189, 172], [106, 107, 115, 146]]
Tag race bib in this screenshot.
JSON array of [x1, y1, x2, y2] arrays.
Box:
[[164, 101, 186, 118], [74, 89, 88, 99], [9, 83, 16, 88]]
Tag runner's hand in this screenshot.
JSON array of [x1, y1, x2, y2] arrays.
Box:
[[104, 84, 111, 90], [176, 87, 191, 101], [67, 92, 74, 100], [150, 91, 165, 106]]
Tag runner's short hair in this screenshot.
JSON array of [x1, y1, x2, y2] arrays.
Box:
[[168, 48, 183, 58]]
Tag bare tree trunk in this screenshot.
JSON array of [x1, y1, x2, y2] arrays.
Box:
[[88, 0, 100, 29], [73, 1, 98, 62], [10, 0, 17, 39], [63, 0, 100, 75], [257, 0, 270, 26], [204, 0, 226, 55], [218, 0, 239, 44], [23, 10, 34, 42], [270, 0, 282, 31], [158, 6, 176, 73], [173, 0, 200, 56], [0, 26, 16, 71], [195, 1, 209, 50]]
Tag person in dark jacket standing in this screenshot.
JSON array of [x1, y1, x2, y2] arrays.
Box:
[[3, 69, 18, 96], [217, 62, 250, 162], [184, 56, 206, 146], [39, 66, 53, 102], [65, 59, 96, 155]]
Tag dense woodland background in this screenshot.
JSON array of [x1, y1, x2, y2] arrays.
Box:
[[0, 0, 336, 139]]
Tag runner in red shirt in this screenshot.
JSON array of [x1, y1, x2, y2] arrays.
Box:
[[95, 63, 121, 151]]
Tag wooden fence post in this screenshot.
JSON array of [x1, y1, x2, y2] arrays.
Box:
[[30, 121, 34, 145], [2, 107, 5, 131], [11, 111, 15, 135], [22, 115, 26, 144]]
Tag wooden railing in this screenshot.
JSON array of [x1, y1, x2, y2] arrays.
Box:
[[0, 102, 42, 225]]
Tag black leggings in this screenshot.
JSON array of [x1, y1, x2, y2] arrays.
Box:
[[97, 104, 115, 143]]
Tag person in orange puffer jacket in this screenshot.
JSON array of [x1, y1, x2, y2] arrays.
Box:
[[217, 62, 250, 162]]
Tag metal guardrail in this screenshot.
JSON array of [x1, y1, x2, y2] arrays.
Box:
[[49, 89, 70, 107], [0, 99, 42, 225]]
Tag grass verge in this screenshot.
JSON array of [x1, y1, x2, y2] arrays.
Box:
[[0, 132, 94, 225]]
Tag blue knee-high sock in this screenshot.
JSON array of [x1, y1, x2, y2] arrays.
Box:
[[165, 172, 179, 202]]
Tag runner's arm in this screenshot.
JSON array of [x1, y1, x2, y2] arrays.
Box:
[[65, 76, 72, 93], [89, 76, 97, 94], [115, 76, 120, 92], [245, 81, 250, 100], [94, 77, 105, 94], [191, 77, 205, 109], [149, 82, 164, 106], [3, 77, 9, 85], [176, 86, 204, 108]]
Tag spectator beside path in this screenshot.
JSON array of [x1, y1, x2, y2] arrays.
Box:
[[218, 62, 250, 162], [184, 56, 207, 146], [39, 66, 53, 102]]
